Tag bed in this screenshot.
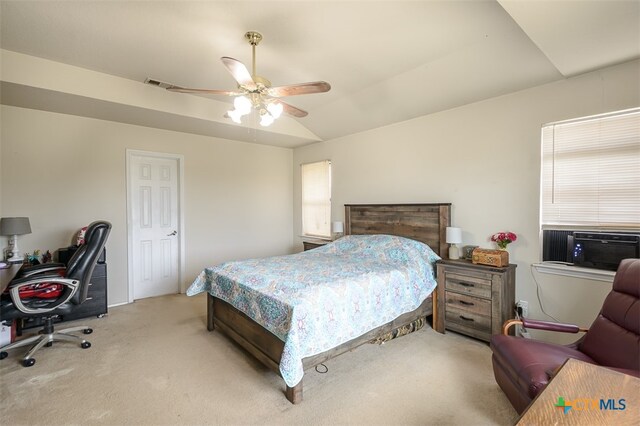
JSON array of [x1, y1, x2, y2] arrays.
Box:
[[187, 203, 451, 403]]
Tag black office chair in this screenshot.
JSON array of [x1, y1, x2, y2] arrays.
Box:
[[0, 221, 111, 366]]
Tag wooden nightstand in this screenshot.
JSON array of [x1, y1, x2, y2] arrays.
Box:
[[435, 259, 516, 342]]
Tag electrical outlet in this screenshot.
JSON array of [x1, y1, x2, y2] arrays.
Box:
[[516, 300, 529, 318]]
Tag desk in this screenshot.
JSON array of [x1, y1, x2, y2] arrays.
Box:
[[517, 358, 640, 425], [0, 263, 22, 293]]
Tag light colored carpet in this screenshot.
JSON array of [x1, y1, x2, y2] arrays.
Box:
[[0, 293, 517, 425]]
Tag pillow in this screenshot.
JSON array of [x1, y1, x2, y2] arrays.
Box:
[[76, 226, 88, 246]]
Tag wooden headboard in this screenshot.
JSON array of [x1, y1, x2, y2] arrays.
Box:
[[344, 203, 452, 257]]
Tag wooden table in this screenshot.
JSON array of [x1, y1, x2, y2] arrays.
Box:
[[0, 263, 22, 293], [517, 358, 640, 425]]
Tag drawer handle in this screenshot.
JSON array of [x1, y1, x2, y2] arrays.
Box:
[[459, 300, 474, 306], [459, 315, 475, 322], [457, 281, 476, 288]]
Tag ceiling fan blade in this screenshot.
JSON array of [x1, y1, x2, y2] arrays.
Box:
[[167, 86, 242, 96], [221, 57, 256, 90], [267, 81, 331, 98], [280, 101, 308, 118]]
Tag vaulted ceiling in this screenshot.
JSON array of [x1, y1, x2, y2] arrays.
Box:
[[1, 1, 638, 148]]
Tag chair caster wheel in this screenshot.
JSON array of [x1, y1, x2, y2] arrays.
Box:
[[46, 342, 53, 347], [23, 358, 36, 367], [83, 328, 93, 335], [81, 341, 91, 349], [0, 351, 7, 360]]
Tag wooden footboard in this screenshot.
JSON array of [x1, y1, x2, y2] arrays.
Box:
[[207, 292, 435, 404]]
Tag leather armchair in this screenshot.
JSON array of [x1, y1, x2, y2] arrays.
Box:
[[0, 221, 111, 367], [490, 258, 640, 414]]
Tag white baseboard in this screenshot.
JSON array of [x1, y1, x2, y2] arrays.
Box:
[[108, 301, 130, 308]]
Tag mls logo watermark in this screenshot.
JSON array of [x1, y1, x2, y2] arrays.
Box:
[[555, 396, 627, 414]]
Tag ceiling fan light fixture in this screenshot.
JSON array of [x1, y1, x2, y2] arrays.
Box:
[[228, 109, 243, 124], [260, 111, 275, 127], [234, 96, 253, 115], [267, 102, 283, 119]]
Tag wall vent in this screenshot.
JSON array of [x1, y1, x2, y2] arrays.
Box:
[[144, 78, 172, 89]]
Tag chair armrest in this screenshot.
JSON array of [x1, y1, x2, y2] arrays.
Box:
[[502, 318, 588, 335], [502, 319, 523, 335], [8, 276, 79, 314], [9, 273, 61, 287], [19, 263, 66, 278], [522, 318, 587, 333]]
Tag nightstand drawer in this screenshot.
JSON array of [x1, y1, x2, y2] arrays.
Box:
[[303, 241, 328, 251], [445, 292, 491, 317], [446, 305, 492, 332], [445, 272, 492, 299], [446, 321, 491, 342]]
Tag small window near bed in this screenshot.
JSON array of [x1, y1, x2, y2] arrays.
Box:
[[302, 160, 332, 238]]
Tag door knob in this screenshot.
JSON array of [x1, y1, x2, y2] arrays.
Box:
[[167, 230, 177, 236]]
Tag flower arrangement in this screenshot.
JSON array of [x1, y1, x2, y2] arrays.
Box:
[[491, 231, 517, 250]]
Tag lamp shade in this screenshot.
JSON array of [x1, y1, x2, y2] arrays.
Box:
[[446, 227, 462, 244], [332, 221, 344, 233], [0, 217, 31, 236]]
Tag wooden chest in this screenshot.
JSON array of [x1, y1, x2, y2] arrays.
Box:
[[472, 248, 509, 267]]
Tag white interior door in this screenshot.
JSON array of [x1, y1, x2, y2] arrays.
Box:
[[129, 154, 180, 300]]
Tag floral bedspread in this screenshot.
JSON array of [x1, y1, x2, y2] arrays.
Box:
[[186, 234, 440, 387]]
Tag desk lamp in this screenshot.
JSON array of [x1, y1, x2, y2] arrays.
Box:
[[446, 226, 462, 260], [0, 217, 32, 263]]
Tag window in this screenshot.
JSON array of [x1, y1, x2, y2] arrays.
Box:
[[541, 108, 640, 230], [301, 160, 331, 238]]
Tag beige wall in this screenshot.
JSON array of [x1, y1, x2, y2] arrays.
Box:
[[293, 59, 639, 344], [1, 105, 294, 306], [2, 56, 637, 343]]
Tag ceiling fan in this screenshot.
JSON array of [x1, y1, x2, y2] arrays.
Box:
[[149, 31, 331, 127]]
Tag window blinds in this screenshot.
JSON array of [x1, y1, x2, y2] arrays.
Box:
[[301, 160, 332, 238], [541, 108, 640, 229]]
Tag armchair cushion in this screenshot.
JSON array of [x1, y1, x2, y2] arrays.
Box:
[[491, 335, 595, 398], [578, 259, 640, 371]]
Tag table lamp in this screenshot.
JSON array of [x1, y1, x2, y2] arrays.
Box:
[[332, 221, 344, 239], [0, 217, 32, 263], [446, 226, 462, 260]]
